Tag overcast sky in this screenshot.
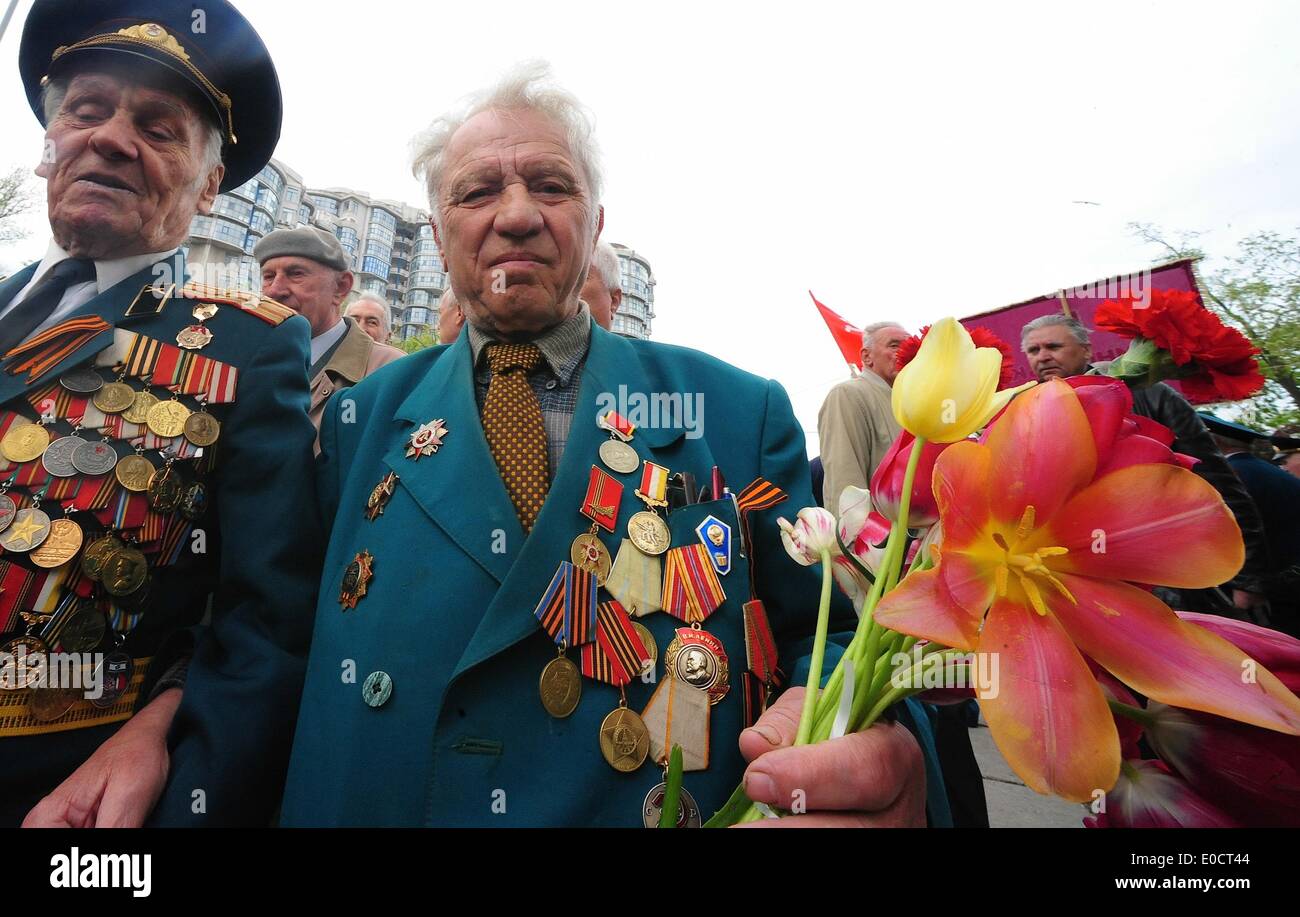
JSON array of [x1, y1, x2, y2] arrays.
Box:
[[2, 0, 1298, 448]]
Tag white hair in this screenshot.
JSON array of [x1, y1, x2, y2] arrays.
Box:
[[411, 60, 604, 235], [861, 321, 906, 350], [1020, 314, 1091, 348], [591, 242, 620, 291], [437, 288, 457, 310], [41, 75, 224, 190], [347, 291, 392, 335]]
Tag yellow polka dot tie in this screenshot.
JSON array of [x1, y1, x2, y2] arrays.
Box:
[[483, 343, 549, 532]]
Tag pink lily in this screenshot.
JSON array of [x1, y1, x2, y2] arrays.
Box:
[[1176, 612, 1300, 695], [1083, 759, 1239, 828]]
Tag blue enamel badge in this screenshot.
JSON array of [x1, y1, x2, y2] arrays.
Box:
[[694, 514, 732, 576]]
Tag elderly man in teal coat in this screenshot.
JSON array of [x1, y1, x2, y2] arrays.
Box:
[[281, 64, 941, 827]]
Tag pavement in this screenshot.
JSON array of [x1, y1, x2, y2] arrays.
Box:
[[968, 721, 1084, 828]]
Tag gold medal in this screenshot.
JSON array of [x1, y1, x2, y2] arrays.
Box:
[[627, 510, 670, 556], [115, 454, 154, 492], [92, 381, 136, 414], [539, 652, 581, 718], [0, 635, 48, 691], [0, 421, 50, 463], [147, 465, 183, 512], [27, 686, 79, 723], [146, 399, 191, 438], [122, 390, 160, 424], [101, 543, 149, 597], [632, 622, 658, 675], [29, 518, 84, 569], [599, 704, 651, 773], [176, 302, 218, 350], [183, 410, 220, 447], [664, 627, 730, 705], [0, 507, 51, 552], [58, 605, 106, 653], [570, 530, 612, 585], [81, 533, 122, 580]]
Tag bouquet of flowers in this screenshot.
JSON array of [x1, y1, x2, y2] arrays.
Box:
[[703, 318, 1300, 827]]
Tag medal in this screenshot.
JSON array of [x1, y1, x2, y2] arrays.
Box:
[[406, 418, 449, 459], [539, 652, 582, 718], [146, 398, 191, 438], [633, 623, 657, 674], [183, 409, 220, 447], [0, 492, 15, 533], [641, 674, 711, 771], [115, 451, 155, 492], [0, 635, 48, 691], [72, 438, 119, 476], [58, 367, 104, 394], [177, 302, 218, 350], [147, 461, 183, 512], [627, 461, 671, 555], [179, 480, 208, 520], [339, 550, 374, 609], [743, 599, 779, 686], [597, 408, 640, 474], [92, 380, 136, 415], [81, 532, 123, 581], [694, 514, 732, 576], [92, 651, 133, 709], [533, 561, 598, 717], [365, 471, 398, 521], [41, 434, 84, 479], [1, 420, 51, 463], [664, 626, 731, 705], [599, 700, 651, 773], [661, 544, 727, 625], [580, 465, 623, 533], [28, 686, 79, 723], [101, 543, 149, 597], [58, 604, 106, 653], [29, 518, 84, 570], [0, 507, 51, 552], [642, 782, 702, 829], [606, 539, 662, 618], [570, 529, 612, 585], [580, 600, 652, 688], [122, 389, 159, 425]]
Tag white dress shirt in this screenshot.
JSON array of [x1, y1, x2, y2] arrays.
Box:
[[2, 239, 178, 336], [309, 319, 347, 370]]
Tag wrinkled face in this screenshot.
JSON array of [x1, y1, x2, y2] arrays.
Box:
[[1023, 326, 1091, 381], [42, 70, 222, 260], [863, 325, 908, 384], [347, 300, 389, 344], [260, 256, 353, 338], [1282, 453, 1300, 479], [437, 299, 464, 344], [580, 265, 621, 330], [434, 108, 602, 338]]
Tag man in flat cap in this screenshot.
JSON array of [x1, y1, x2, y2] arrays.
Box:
[[4, 0, 320, 826], [256, 226, 404, 443]]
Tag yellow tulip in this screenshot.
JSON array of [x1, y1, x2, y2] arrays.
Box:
[[891, 317, 1034, 442]]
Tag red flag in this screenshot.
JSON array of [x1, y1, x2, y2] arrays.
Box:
[[810, 292, 863, 370]]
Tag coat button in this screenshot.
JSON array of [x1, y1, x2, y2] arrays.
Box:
[[321, 384, 333, 397], [362, 671, 392, 707]]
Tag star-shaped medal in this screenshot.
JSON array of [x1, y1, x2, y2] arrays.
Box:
[[366, 471, 398, 521], [406, 419, 449, 460]]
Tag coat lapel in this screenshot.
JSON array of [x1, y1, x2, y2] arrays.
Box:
[[0, 264, 39, 311], [450, 324, 687, 682], [382, 332, 522, 586]]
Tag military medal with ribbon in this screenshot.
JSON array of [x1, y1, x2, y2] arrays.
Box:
[[573, 466, 622, 584], [532, 560, 598, 718], [580, 599, 653, 772], [627, 461, 671, 556], [660, 542, 730, 705], [595, 410, 639, 474]]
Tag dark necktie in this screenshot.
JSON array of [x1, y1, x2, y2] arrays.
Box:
[[482, 343, 550, 532], [0, 258, 97, 356]]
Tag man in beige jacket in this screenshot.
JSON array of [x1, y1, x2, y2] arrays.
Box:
[[255, 227, 405, 444], [817, 321, 909, 513]]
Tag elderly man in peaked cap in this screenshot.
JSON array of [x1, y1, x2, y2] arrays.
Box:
[[2, 0, 321, 826], [280, 63, 945, 827]]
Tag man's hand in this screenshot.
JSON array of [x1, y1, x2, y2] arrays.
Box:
[[23, 688, 181, 828], [735, 687, 926, 827]]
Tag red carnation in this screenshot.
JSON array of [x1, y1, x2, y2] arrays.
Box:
[[896, 324, 1015, 389], [1094, 289, 1265, 404]]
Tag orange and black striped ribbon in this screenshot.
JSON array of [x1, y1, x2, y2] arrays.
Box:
[[45, 474, 82, 502], [580, 600, 649, 686], [0, 562, 37, 632], [532, 561, 598, 647], [734, 477, 788, 515], [158, 515, 192, 567], [123, 334, 163, 381], [24, 382, 61, 416], [2, 316, 111, 383], [178, 353, 216, 396], [661, 544, 726, 625]]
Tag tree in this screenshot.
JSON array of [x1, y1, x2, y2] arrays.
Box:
[[0, 167, 37, 243], [397, 332, 439, 354], [1131, 222, 1300, 430]]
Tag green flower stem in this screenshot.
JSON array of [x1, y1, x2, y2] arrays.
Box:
[[794, 549, 834, 747], [1108, 698, 1157, 728], [854, 649, 966, 732], [659, 745, 684, 828], [882, 439, 926, 595]]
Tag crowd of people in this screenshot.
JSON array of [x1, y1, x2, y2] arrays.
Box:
[[0, 0, 1292, 830]]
